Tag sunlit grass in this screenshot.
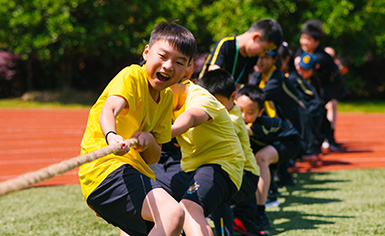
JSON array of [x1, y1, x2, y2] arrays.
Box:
[[0, 98, 90, 109], [1, 169, 384, 235], [338, 100, 385, 113]]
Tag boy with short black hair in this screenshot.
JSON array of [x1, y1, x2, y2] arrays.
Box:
[[199, 69, 262, 236], [78, 22, 197, 236], [152, 75, 245, 235], [235, 84, 301, 231], [199, 19, 283, 88]]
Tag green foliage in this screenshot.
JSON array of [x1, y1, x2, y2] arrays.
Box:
[[0, 0, 384, 97]]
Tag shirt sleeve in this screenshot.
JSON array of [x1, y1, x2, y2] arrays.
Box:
[[108, 66, 139, 112], [207, 37, 234, 68]]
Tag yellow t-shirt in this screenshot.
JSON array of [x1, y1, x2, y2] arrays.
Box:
[[228, 105, 260, 176], [174, 81, 245, 190], [79, 64, 173, 200]]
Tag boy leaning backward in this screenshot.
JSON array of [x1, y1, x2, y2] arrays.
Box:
[[78, 22, 197, 236]]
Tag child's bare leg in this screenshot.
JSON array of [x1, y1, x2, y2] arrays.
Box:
[[255, 146, 279, 205], [326, 99, 338, 129], [141, 188, 185, 236], [180, 199, 214, 236]]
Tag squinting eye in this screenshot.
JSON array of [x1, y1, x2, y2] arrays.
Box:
[[176, 61, 185, 66]]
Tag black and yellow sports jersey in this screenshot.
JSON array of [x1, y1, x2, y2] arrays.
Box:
[[201, 36, 258, 85]]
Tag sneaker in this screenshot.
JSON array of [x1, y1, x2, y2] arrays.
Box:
[[233, 217, 270, 236], [266, 188, 280, 207], [255, 211, 270, 231], [275, 166, 296, 187], [322, 140, 330, 149], [265, 198, 280, 208], [329, 142, 342, 152]]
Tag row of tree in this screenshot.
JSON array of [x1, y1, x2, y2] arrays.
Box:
[[0, 0, 384, 98]]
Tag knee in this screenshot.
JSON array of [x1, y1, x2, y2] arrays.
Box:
[[256, 154, 269, 167], [169, 204, 185, 229], [176, 205, 185, 226]]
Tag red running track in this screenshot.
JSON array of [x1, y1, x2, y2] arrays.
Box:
[[0, 109, 385, 187]]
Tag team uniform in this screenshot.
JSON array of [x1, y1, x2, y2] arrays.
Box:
[[231, 114, 301, 234], [227, 104, 260, 201], [200, 36, 258, 85], [211, 104, 261, 236], [152, 81, 245, 217], [79, 64, 173, 236], [249, 115, 300, 163], [249, 66, 321, 155], [149, 137, 182, 175], [296, 46, 347, 103], [285, 69, 332, 151]]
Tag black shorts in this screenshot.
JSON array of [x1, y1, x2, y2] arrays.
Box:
[[229, 170, 259, 205], [152, 164, 238, 217], [87, 164, 154, 236], [272, 138, 301, 165]]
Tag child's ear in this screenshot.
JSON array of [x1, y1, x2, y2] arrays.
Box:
[[252, 32, 261, 41], [258, 108, 265, 117], [230, 91, 237, 102], [142, 45, 150, 61]]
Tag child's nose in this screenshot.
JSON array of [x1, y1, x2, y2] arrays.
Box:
[[163, 59, 173, 70]]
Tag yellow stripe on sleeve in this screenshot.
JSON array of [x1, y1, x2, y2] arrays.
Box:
[[210, 36, 235, 65]]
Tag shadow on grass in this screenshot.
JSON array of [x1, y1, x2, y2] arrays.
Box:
[[268, 172, 353, 235], [293, 158, 354, 173], [269, 210, 354, 235]]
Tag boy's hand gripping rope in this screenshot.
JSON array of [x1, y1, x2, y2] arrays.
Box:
[[0, 138, 138, 197]]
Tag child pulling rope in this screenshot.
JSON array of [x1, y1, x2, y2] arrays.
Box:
[[0, 138, 138, 197]]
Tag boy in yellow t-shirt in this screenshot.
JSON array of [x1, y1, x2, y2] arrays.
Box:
[[152, 78, 245, 235], [199, 69, 263, 236], [78, 22, 197, 236]]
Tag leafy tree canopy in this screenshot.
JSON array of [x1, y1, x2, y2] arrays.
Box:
[[0, 0, 384, 97]]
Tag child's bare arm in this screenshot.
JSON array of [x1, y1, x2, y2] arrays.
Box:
[[131, 132, 161, 165], [246, 124, 254, 136], [99, 96, 130, 152], [171, 107, 210, 138]]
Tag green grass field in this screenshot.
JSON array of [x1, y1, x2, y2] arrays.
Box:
[[1, 169, 384, 235], [1, 97, 384, 235]]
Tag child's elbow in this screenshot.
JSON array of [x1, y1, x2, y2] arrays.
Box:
[[143, 155, 160, 165]]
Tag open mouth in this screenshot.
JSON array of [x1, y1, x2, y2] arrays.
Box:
[[156, 72, 170, 82]]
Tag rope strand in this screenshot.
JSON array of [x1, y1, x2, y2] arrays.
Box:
[[0, 138, 138, 197]]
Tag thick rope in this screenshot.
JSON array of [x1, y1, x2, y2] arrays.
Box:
[[0, 138, 138, 197]]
